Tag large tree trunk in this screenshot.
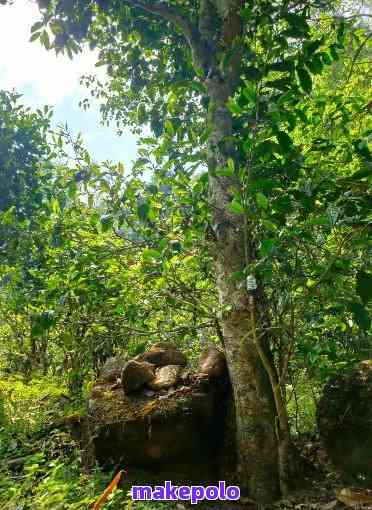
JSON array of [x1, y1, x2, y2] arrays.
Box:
[[206, 75, 280, 502], [94, 0, 286, 499]]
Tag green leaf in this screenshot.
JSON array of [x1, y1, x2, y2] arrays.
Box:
[[147, 207, 157, 221], [256, 192, 269, 210], [227, 158, 235, 173], [146, 184, 157, 194], [265, 78, 292, 91], [241, 83, 257, 103], [243, 137, 252, 154], [217, 159, 235, 177], [99, 179, 110, 193], [283, 13, 309, 38], [39, 31, 50, 49], [296, 67, 312, 93], [30, 32, 41, 42], [306, 54, 324, 74], [277, 90, 296, 105], [330, 44, 339, 61], [50, 21, 62, 35], [276, 131, 292, 152], [356, 272, 372, 305], [164, 119, 175, 136], [337, 21, 346, 45], [31, 21, 44, 33], [31, 323, 44, 337], [261, 219, 277, 231], [340, 165, 372, 181], [228, 199, 244, 215], [100, 214, 113, 232], [255, 140, 281, 158], [142, 248, 162, 262], [320, 52, 333, 66], [269, 60, 294, 72], [246, 66, 261, 80], [197, 172, 209, 185], [306, 278, 317, 288], [90, 212, 100, 226], [216, 167, 234, 177], [50, 198, 60, 214], [137, 202, 150, 221], [303, 38, 323, 57], [227, 98, 243, 115], [240, 6, 251, 21], [230, 271, 245, 281], [260, 238, 275, 257], [354, 139, 371, 160], [67, 181, 77, 199], [115, 304, 125, 315], [308, 216, 329, 226], [31, 312, 56, 337], [349, 302, 371, 331]]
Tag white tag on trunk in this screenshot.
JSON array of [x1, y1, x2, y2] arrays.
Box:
[[246, 274, 257, 291]]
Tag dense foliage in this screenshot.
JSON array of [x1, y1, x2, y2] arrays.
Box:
[[0, 0, 371, 507]]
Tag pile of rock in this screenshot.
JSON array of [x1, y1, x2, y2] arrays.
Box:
[[85, 342, 233, 484], [117, 342, 228, 395], [121, 342, 188, 394]]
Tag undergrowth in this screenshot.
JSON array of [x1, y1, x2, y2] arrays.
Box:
[[0, 372, 320, 508], [0, 375, 176, 509]]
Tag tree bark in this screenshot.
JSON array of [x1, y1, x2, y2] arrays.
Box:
[[205, 73, 280, 501], [96, 0, 283, 500]]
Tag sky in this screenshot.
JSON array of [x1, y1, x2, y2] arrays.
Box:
[[0, 0, 139, 166]]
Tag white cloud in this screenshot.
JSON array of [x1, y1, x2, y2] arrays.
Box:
[[0, 0, 104, 105], [0, 0, 140, 165]]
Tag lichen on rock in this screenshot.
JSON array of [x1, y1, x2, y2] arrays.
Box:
[[149, 364, 182, 390]]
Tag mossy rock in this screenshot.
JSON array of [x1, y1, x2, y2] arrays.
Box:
[[98, 354, 128, 384], [317, 361, 372, 480], [87, 379, 232, 484]]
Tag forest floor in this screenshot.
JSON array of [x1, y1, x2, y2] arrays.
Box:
[[1, 375, 371, 510], [120, 440, 372, 510], [186, 467, 370, 510]]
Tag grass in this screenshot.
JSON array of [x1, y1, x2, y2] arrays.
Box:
[[0, 374, 182, 509]]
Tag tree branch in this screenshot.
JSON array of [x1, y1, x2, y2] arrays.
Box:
[[126, 0, 194, 38], [117, 0, 212, 72], [346, 31, 372, 84]]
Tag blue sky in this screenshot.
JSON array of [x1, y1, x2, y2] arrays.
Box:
[[0, 0, 139, 167]]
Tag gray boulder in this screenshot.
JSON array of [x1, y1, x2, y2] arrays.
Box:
[[121, 360, 155, 394], [197, 345, 227, 379], [98, 354, 128, 384], [136, 342, 187, 367]]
